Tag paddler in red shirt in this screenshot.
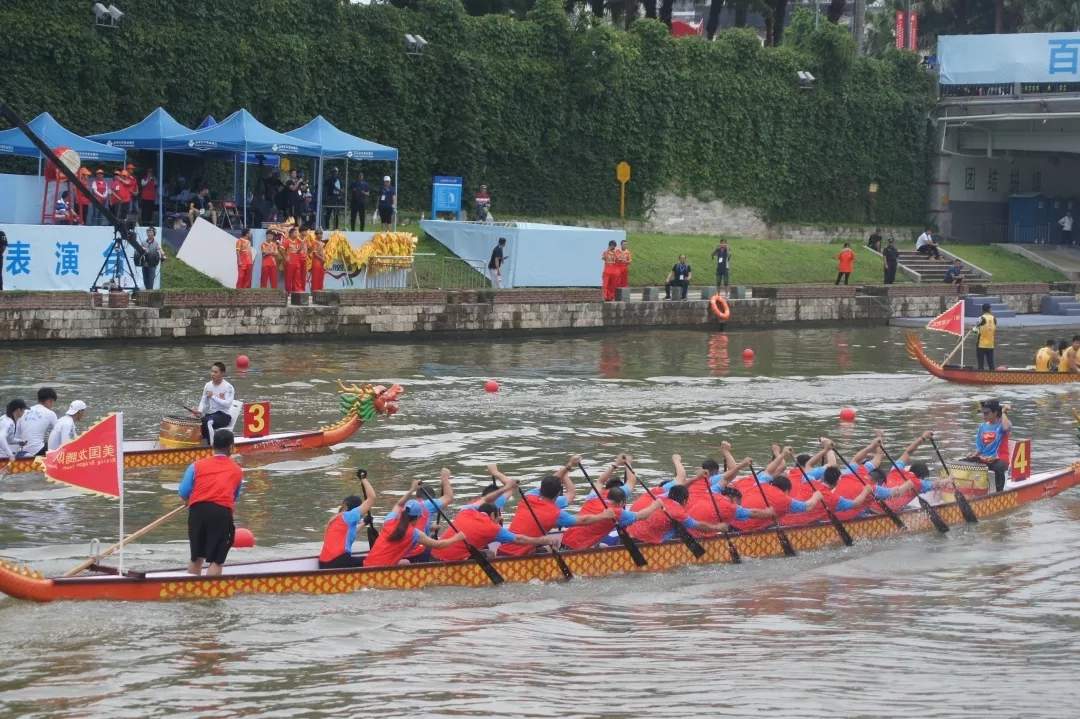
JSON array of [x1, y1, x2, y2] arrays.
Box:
[[364, 481, 465, 568], [177, 429, 244, 577], [860, 431, 954, 513], [627, 483, 729, 544], [403, 467, 455, 562], [685, 453, 774, 536], [318, 475, 377, 568], [562, 478, 662, 550]]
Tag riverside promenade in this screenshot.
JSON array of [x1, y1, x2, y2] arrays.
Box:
[[0, 282, 1072, 342]]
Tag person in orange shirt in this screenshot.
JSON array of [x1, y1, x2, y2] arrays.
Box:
[[259, 231, 281, 288], [235, 228, 254, 289], [835, 242, 855, 285], [284, 228, 307, 292], [601, 240, 619, 301], [110, 169, 132, 221], [615, 239, 632, 292], [307, 229, 326, 292], [121, 164, 138, 219], [74, 167, 92, 225]]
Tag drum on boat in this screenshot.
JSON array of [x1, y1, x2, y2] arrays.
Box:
[[158, 415, 203, 448], [940, 462, 990, 501]]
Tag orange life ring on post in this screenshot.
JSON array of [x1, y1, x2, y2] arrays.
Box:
[[709, 294, 731, 321]]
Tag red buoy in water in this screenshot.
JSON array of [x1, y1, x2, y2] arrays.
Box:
[[484, 380, 500, 393], [839, 407, 857, 422], [233, 527, 255, 548], [236, 354, 250, 369], [742, 348, 755, 361]]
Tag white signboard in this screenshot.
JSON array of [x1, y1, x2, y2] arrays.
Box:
[[0, 224, 138, 291]]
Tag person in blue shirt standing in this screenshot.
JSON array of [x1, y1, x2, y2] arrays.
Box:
[[377, 175, 396, 231], [963, 399, 1012, 492]]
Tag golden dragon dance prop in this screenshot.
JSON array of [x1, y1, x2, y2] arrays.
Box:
[[324, 232, 418, 276]]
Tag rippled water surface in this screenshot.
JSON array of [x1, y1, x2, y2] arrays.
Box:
[[2, 327, 1080, 718]]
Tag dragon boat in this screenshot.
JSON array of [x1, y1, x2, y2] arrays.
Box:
[[0, 463, 1075, 602], [0, 382, 402, 476], [906, 332, 1080, 385]]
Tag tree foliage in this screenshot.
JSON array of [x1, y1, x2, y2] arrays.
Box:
[[0, 0, 933, 224]]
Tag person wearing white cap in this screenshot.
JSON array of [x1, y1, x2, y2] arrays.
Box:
[[48, 400, 87, 451], [377, 175, 396, 231]]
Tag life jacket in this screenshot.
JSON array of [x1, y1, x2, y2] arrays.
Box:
[[630, 484, 666, 512], [499, 494, 561, 557], [864, 468, 915, 514], [732, 483, 792, 532], [685, 475, 714, 503], [977, 313, 996, 349], [1035, 347, 1052, 372], [404, 505, 433, 557], [319, 513, 351, 562], [363, 515, 418, 567], [432, 507, 501, 561], [687, 493, 738, 538], [187, 455, 243, 511], [628, 497, 687, 544], [562, 496, 622, 550]]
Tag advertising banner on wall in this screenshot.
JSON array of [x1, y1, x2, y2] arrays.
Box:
[[939, 32, 1080, 85], [0, 224, 139, 291]]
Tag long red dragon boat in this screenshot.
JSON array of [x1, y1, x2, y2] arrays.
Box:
[[906, 332, 1080, 385], [1, 463, 1075, 602], [0, 381, 402, 476]]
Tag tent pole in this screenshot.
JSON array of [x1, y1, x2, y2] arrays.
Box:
[[316, 155, 324, 230], [242, 145, 248, 230], [158, 146, 165, 235], [393, 157, 399, 231]]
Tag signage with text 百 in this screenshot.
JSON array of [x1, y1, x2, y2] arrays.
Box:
[[939, 32, 1080, 85]]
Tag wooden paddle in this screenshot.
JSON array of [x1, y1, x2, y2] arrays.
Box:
[[703, 474, 742, 564], [417, 485, 504, 586], [63, 504, 186, 577], [514, 484, 573, 581], [578, 461, 647, 567], [833, 447, 907, 529], [878, 443, 949, 534], [748, 463, 796, 557], [928, 436, 979, 524], [792, 463, 854, 547], [625, 462, 706, 558], [355, 468, 379, 546]]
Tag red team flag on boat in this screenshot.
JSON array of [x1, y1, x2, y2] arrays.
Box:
[[926, 301, 964, 337], [41, 413, 124, 498]]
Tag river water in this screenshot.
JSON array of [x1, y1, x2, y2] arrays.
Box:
[[2, 327, 1080, 718]]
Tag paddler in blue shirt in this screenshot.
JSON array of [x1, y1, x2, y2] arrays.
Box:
[[318, 472, 377, 569]]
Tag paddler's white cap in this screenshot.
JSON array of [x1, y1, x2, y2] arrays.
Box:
[[66, 400, 87, 416]]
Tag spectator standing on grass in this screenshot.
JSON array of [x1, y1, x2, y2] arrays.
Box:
[[1059, 211, 1074, 246], [835, 242, 855, 285], [665, 255, 692, 300], [349, 173, 369, 232], [139, 227, 163, 290], [488, 237, 507, 288], [867, 228, 882, 252], [139, 169, 158, 226], [378, 176, 396, 231], [883, 238, 899, 284], [711, 239, 731, 288], [916, 226, 942, 260], [475, 184, 492, 222]]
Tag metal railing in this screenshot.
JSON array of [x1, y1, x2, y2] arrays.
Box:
[[412, 253, 491, 290]]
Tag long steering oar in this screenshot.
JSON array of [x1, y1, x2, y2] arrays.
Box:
[[514, 484, 573, 581], [63, 504, 186, 577], [928, 437, 978, 524], [748, 463, 796, 557], [578, 462, 646, 567], [703, 475, 742, 564], [627, 462, 706, 559], [834, 447, 906, 530], [878, 443, 949, 534], [417, 485, 504, 586], [793, 464, 854, 547], [356, 468, 379, 546]]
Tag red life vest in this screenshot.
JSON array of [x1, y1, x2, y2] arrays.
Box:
[[404, 505, 432, 558], [685, 475, 713, 502], [628, 497, 688, 544], [432, 507, 501, 561], [866, 468, 916, 513], [630, 485, 666, 512], [187, 455, 243, 511], [687, 493, 737, 538], [363, 515, 418, 567], [319, 514, 349, 562], [499, 494, 561, 557], [732, 483, 792, 532], [562, 496, 622, 550]]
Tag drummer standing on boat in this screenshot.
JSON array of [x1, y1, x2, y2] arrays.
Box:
[[179, 429, 244, 576], [195, 362, 235, 444]]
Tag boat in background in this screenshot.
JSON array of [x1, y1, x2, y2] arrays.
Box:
[[906, 332, 1080, 385], [0, 381, 402, 476], [1, 463, 1075, 602]]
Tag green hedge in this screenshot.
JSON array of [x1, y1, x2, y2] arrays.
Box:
[[0, 0, 933, 224]]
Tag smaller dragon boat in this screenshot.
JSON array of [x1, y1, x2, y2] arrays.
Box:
[[0, 381, 401, 476], [906, 332, 1080, 385], [1, 463, 1075, 602]]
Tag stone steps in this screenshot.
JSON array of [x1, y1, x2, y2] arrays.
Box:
[[964, 295, 1016, 318], [1040, 294, 1080, 316]]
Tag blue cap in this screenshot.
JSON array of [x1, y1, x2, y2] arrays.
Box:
[[404, 499, 423, 517]]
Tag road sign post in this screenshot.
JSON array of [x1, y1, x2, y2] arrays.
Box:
[[616, 162, 631, 219]]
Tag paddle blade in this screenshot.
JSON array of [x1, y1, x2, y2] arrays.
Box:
[[918, 496, 950, 534], [725, 535, 742, 564], [877, 499, 907, 529], [954, 486, 979, 524], [672, 521, 706, 558], [550, 547, 574, 581], [616, 527, 648, 567], [776, 528, 797, 557], [824, 507, 854, 547], [466, 544, 505, 586]]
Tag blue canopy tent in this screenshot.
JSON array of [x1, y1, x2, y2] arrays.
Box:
[[163, 109, 321, 225], [197, 115, 217, 130], [286, 115, 399, 230], [0, 111, 125, 164], [89, 107, 193, 229]]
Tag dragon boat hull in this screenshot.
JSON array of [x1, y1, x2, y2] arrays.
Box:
[[2, 464, 1076, 602], [906, 332, 1080, 385]]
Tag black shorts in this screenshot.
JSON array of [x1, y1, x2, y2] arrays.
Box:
[[188, 502, 234, 565], [318, 553, 365, 569], [378, 206, 394, 224]]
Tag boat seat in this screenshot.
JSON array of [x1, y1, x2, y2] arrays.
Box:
[[208, 400, 244, 442]]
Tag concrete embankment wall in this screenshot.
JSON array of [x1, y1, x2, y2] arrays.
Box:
[[0, 283, 1070, 343]]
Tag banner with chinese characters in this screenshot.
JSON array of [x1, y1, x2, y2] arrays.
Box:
[[41, 413, 123, 498], [0, 224, 140, 291], [939, 32, 1080, 85]]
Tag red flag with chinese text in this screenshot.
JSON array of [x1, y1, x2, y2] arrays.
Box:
[[926, 301, 964, 337], [41, 413, 123, 498]]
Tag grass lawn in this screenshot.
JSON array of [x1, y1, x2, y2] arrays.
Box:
[[943, 245, 1065, 283], [161, 249, 224, 290]]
